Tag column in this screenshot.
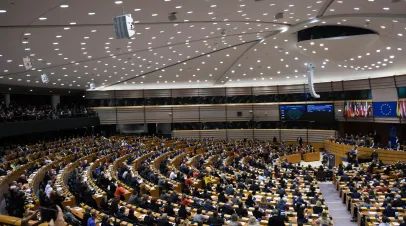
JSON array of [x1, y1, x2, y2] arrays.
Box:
[[51, 94, 60, 110], [4, 93, 10, 107]]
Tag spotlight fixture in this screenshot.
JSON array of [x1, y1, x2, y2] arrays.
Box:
[[168, 12, 177, 21]]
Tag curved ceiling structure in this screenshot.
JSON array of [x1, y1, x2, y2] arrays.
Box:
[[0, 0, 406, 90]]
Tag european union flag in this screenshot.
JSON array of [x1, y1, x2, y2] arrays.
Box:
[[373, 102, 397, 117]]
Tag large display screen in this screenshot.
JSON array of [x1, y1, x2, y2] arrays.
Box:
[[306, 104, 334, 121], [280, 105, 306, 121]]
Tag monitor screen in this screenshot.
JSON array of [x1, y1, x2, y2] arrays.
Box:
[[279, 105, 306, 121], [306, 104, 334, 121]]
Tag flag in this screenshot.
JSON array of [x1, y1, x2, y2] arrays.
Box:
[[397, 100, 402, 118], [403, 100, 406, 118]]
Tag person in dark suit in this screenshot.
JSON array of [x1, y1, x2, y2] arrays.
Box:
[[268, 209, 286, 226], [207, 211, 224, 226], [156, 214, 171, 226], [393, 195, 406, 207], [143, 210, 156, 226], [297, 137, 303, 147], [313, 201, 324, 215], [383, 204, 396, 217]]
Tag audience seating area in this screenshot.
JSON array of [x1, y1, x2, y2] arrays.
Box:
[[4, 136, 405, 226]]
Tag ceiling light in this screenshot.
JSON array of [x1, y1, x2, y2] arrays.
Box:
[[134, 8, 141, 11], [70, 22, 76, 25], [115, 1, 123, 4], [152, 14, 158, 16], [381, 26, 385, 29], [91, 30, 97, 32], [24, 33, 31, 36], [39, 17, 47, 20], [88, 12, 96, 15], [383, 7, 389, 10], [60, 5, 69, 8], [64, 27, 70, 30], [354, 8, 359, 10]]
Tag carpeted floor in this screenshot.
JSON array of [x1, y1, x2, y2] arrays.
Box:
[[318, 183, 356, 226]]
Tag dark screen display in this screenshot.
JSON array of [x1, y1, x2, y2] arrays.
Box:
[[280, 105, 306, 121], [306, 104, 334, 121]]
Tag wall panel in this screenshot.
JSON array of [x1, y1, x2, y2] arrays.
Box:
[[116, 107, 145, 124], [145, 106, 172, 123], [227, 104, 253, 121], [172, 106, 199, 123], [86, 91, 115, 99], [332, 81, 344, 91], [313, 82, 333, 92], [252, 86, 278, 95], [172, 129, 336, 142], [226, 87, 252, 96], [200, 105, 226, 122], [93, 108, 117, 124], [278, 85, 305, 94], [172, 89, 199, 97], [281, 129, 307, 142], [115, 90, 143, 99], [227, 129, 253, 140], [198, 88, 225, 97], [343, 79, 370, 90], [200, 130, 227, 140], [253, 104, 279, 121], [253, 129, 280, 141], [144, 89, 171, 98], [395, 75, 406, 87]]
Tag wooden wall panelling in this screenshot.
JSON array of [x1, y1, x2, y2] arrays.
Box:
[[281, 129, 308, 142], [143, 89, 171, 98], [343, 79, 370, 90], [332, 81, 344, 91], [199, 105, 226, 122], [198, 88, 225, 97], [253, 104, 279, 121], [85, 91, 115, 99], [200, 130, 227, 140], [92, 108, 117, 124], [116, 107, 145, 124], [253, 129, 280, 141], [395, 74, 406, 87], [227, 104, 253, 121], [370, 77, 396, 89], [227, 129, 253, 140], [115, 90, 143, 99], [172, 89, 199, 97], [307, 130, 336, 142], [252, 86, 278, 95], [226, 87, 252, 96], [313, 82, 333, 92], [172, 105, 200, 123], [278, 84, 305, 94], [145, 106, 173, 123]]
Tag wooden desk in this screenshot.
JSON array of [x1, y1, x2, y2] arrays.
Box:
[[303, 152, 320, 162], [283, 154, 301, 163]]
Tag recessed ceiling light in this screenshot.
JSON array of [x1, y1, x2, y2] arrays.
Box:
[[152, 14, 158, 16], [69, 22, 76, 25], [64, 27, 70, 30], [354, 7, 359, 10], [115, 1, 123, 4], [381, 26, 386, 29], [88, 12, 96, 15], [39, 17, 47, 20], [175, 6, 182, 8], [91, 30, 97, 32], [60, 5, 69, 8], [24, 33, 31, 36], [0, 10, 6, 13], [134, 8, 141, 11], [383, 7, 389, 10]]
